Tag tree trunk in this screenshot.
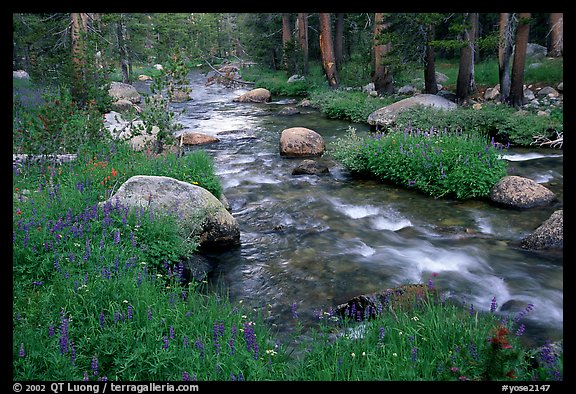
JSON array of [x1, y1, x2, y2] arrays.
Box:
[[117, 14, 130, 84], [549, 13, 563, 57], [281, 13, 294, 75], [70, 12, 89, 106], [498, 13, 515, 103], [297, 13, 309, 76], [319, 13, 338, 89], [334, 13, 344, 71], [423, 23, 438, 94], [372, 13, 393, 95], [509, 13, 531, 108], [456, 13, 477, 104]]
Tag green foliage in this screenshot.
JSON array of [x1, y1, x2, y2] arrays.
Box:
[[331, 125, 508, 199], [393, 104, 561, 147], [309, 90, 394, 123], [13, 86, 109, 155]]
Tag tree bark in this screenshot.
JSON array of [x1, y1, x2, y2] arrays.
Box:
[[281, 13, 294, 75], [70, 12, 89, 106], [549, 13, 563, 57], [456, 13, 477, 104], [297, 13, 309, 75], [509, 13, 531, 108], [498, 13, 515, 103], [334, 13, 344, 71], [319, 13, 338, 89], [117, 14, 130, 84], [423, 23, 438, 94], [372, 13, 393, 95]]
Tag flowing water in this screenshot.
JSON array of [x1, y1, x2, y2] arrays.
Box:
[[138, 70, 563, 348]]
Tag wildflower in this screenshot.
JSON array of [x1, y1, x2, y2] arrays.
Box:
[[163, 336, 169, 350], [515, 324, 526, 337], [351, 352, 356, 358], [19, 343, 25, 358], [392, 353, 398, 357], [147, 307, 152, 321], [99, 311, 105, 328], [127, 305, 133, 320], [91, 355, 99, 376], [490, 296, 498, 313], [379, 326, 386, 341], [182, 371, 190, 381]]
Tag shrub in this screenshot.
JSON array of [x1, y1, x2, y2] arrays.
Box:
[[393, 104, 561, 147], [331, 126, 508, 199]]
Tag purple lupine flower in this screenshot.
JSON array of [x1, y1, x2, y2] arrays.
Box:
[[469, 342, 479, 361], [113, 230, 120, 244], [59, 311, 69, 355], [243, 322, 256, 353], [83, 372, 89, 381], [427, 277, 434, 290], [411, 346, 418, 364], [183, 336, 189, 349], [147, 307, 152, 321], [70, 340, 77, 366], [127, 305, 133, 320], [130, 232, 136, 247], [195, 339, 205, 359], [490, 296, 498, 313], [19, 343, 25, 358], [469, 304, 475, 317], [137, 272, 142, 287], [253, 342, 259, 360], [163, 336, 169, 350], [32, 281, 44, 286], [48, 324, 55, 337], [182, 371, 190, 381], [379, 326, 386, 341], [99, 311, 105, 328], [515, 324, 526, 337], [114, 311, 120, 324], [169, 326, 175, 339], [514, 303, 535, 323], [91, 355, 99, 376]]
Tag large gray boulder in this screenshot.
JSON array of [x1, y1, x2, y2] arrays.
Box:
[[102, 175, 240, 249], [367, 94, 457, 127], [108, 81, 142, 104], [489, 175, 556, 209], [280, 127, 325, 157], [521, 210, 563, 250]]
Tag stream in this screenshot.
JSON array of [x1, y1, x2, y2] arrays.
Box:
[[136, 69, 563, 348]]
